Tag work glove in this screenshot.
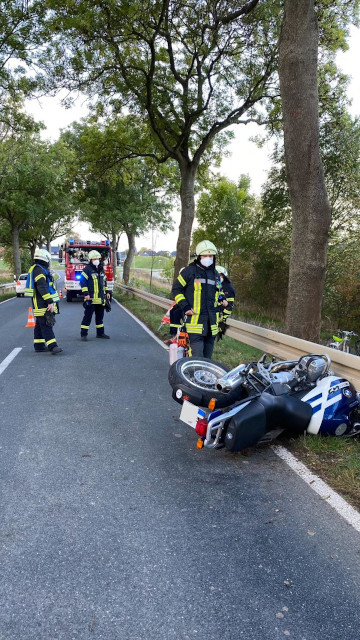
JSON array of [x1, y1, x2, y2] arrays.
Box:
[[215, 321, 227, 342], [45, 310, 56, 327]]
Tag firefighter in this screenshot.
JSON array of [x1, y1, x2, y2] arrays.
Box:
[[171, 240, 226, 358], [216, 265, 236, 341], [80, 250, 111, 340], [25, 248, 62, 354]]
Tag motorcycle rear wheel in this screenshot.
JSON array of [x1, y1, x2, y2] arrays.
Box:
[[168, 357, 245, 408]]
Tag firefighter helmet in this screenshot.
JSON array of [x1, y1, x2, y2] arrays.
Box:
[[216, 265, 228, 277], [88, 250, 101, 260], [195, 240, 217, 256], [34, 248, 51, 263]]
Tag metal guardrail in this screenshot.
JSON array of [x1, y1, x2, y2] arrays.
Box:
[[0, 282, 16, 293], [115, 283, 360, 390]]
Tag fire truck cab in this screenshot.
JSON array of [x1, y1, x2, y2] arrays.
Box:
[[59, 238, 115, 302]]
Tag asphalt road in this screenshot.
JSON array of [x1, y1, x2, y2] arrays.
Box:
[[1, 285, 360, 640]]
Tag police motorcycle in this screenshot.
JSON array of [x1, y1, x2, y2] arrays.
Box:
[[168, 353, 360, 451]]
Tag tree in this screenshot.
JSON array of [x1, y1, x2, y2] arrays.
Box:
[[0, 0, 45, 128], [192, 174, 256, 271], [0, 133, 76, 275], [193, 173, 291, 315], [64, 119, 173, 284], [40, 0, 281, 276], [278, 0, 332, 342]]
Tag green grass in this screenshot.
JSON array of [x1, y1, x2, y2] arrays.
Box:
[[279, 432, 360, 511], [114, 282, 360, 513], [0, 275, 12, 284], [0, 259, 12, 283], [131, 255, 172, 269], [0, 292, 16, 302]]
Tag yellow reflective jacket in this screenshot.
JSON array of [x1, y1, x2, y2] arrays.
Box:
[[171, 260, 220, 336]]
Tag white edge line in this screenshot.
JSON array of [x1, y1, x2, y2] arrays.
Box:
[[114, 298, 360, 532], [0, 347, 22, 376], [113, 298, 168, 350], [0, 296, 16, 305], [272, 444, 360, 533]]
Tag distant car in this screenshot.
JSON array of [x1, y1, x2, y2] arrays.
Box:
[[15, 273, 27, 297]]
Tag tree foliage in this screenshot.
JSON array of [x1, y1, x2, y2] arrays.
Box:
[[63, 118, 174, 283], [0, 131, 76, 275], [39, 0, 282, 275], [0, 0, 46, 128]]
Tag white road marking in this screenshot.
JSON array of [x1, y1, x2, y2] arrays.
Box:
[[273, 445, 360, 532], [0, 348, 22, 376], [114, 297, 360, 527], [113, 299, 168, 350]]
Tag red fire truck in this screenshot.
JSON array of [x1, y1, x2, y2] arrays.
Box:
[[59, 238, 115, 302]]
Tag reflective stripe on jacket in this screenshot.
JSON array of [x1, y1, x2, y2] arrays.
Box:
[[80, 264, 108, 304], [25, 264, 59, 316], [171, 261, 219, 336], [219, 276, 235, 321]]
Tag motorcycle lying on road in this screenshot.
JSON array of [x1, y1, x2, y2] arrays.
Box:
[[168, 353, 360, 451]]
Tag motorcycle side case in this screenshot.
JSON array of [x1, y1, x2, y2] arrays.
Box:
[[224, 392, 313, 452], [225, 400, 267, 451]]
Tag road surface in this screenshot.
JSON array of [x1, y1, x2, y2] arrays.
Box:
[[1, 286, 360, 639]]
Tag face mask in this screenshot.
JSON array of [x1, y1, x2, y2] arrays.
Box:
[[200, 256, 213, 268], [92, 260, 100, 266], [219, 275, 224, 283]]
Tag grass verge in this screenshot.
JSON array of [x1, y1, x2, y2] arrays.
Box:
[[278, 432, 360, 511], [114, 284, 360, 513], [0, 292, 16, 302]]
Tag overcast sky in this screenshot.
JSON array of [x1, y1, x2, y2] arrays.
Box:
[[26, 27, 360, 252]]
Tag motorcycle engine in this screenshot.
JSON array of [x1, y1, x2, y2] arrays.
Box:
[[294, 355, 328, 382], [270, 371, 296, 385]]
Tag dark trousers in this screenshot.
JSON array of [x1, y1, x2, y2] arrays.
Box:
[[189, 319, 216, 358], [34, 316, 58, 351], [81, 304, 105, 336]]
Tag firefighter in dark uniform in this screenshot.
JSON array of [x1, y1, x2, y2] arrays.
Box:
[[80, 250, 111, 340], [25, 248, 62, 354], [171, 240, 228, 358], [216, 265, 236, 341]]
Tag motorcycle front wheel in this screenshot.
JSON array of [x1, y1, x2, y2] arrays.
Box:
[[168, 357, 245, 408]]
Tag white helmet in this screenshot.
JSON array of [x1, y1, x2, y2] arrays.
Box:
[[88, 250, 101, 260], [34, 248, 51, 263], [216, 265, 228, 277], [195, 240, 217, 256]]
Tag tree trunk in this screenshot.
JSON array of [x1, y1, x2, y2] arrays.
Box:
[[29, 241, 36, 261], [11, 224, 21, 278], [279, 0, 331, 342], [173, 161, 197, 279], [123, 231, 136, 285], [111, 230, 119, 282]]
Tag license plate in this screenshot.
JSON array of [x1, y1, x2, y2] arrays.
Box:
[[180, 400, 206, 429]]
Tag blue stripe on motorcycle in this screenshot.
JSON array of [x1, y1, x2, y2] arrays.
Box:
[[311, 404, 322, 415], [306, 393, 322, 404]]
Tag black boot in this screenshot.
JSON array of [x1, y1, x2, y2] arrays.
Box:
[[50, 346, 63, 354]]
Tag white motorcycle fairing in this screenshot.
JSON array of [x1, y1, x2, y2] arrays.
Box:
[[301, 376, 359, 436]]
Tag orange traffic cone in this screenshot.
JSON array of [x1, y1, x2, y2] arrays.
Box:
[[59, 289, 63, 298], [26, 307, 36, 328]]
